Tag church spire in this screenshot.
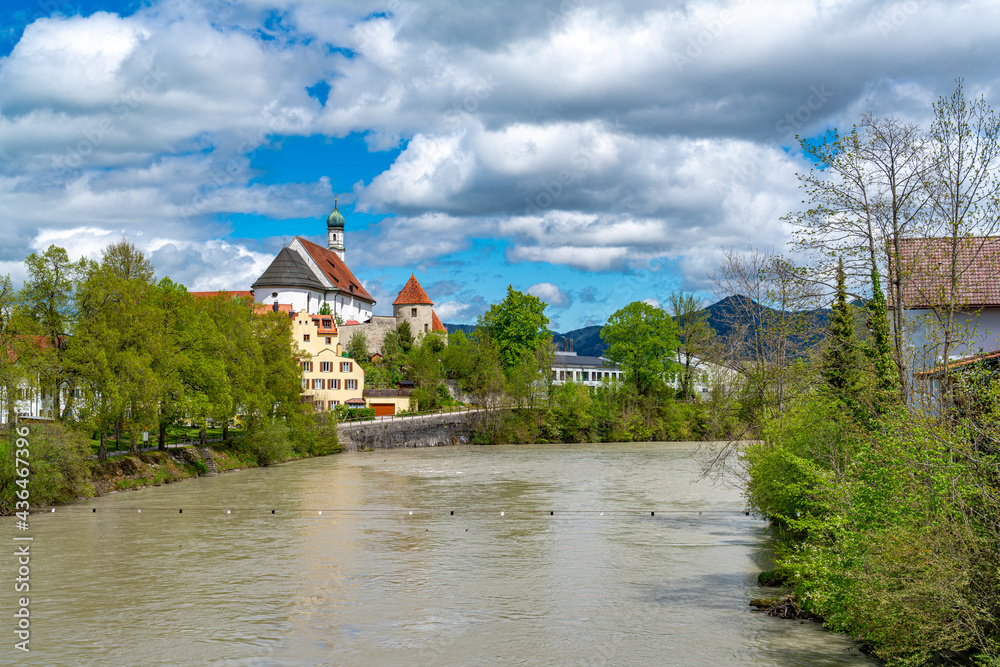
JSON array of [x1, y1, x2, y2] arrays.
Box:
[[326, 198, 346, 261]]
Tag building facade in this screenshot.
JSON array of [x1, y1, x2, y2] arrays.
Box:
[[292, 314, 369, 412], [551, 349, 624, 387]]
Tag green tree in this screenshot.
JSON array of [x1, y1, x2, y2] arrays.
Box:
[[821, 259, 863, 401], [442, 330, 475, 385], [477, 286, 550, 370], [19, 246, 82, 420], [600, 301, 680, 396], [667, 290, 716, 399], [787, 114, 929, 401], [346, 330, 370, 362], [0, 275, 30, 425], [395, 320, 414, 354]]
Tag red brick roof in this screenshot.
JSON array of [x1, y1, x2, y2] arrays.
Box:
[[393, 274, 433, 305], [431, 309, 447, 332], [295, 237, 375, 303], [897, 237, 1000, 309]]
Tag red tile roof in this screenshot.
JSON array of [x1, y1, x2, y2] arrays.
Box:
[[431, 309, 447, 332], [253, 302, 293, 316], [896, 237, 1000, 309], [344, 319, 361, 325], [190, 290, 254, 299], [296, 237, 375, 303], [916, 348, 1000, 377], [309, 315, 338, 335], [393, 274, 433, 305]]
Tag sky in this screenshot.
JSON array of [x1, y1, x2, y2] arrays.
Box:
[[1, 0, 999, 331]]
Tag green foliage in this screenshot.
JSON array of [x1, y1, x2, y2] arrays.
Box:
[[345, 407, 376, 420], [865, 266, 900, 409], [0, 424, 94, 511], [318, 302, 331, 315], [600, 301, 680, 396], [346, 330, 370, 362], [820, 259, 863, 400], [477, 285, 550, 369], [668, 290, 716, 400], [236, 421, 293, 466]]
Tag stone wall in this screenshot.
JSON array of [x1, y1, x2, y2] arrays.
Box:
[[338, 412, 477, 450], [340, 315, 398, 354]]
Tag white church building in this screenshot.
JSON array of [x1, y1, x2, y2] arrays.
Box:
[[251, 202, 375, 322]]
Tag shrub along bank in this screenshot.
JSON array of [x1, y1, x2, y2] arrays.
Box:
[[1, 418, 341, 513], [470, 381, 738, 445]]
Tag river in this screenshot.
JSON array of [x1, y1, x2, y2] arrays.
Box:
[[2, 442, 878, 666]]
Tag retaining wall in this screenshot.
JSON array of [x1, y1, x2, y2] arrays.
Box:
[[337, 412, 477, 450]]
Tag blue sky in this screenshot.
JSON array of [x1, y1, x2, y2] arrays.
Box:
[[2, 0, 999, 330]]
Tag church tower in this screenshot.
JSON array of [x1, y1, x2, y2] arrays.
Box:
[[326, 199, 346, 261]]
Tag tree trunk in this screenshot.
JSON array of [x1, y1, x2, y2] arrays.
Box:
[[223, 423, 229, 443], [99, 431, 107, 460], [129, 428, 138, 455], [158, 421, 167, 451]]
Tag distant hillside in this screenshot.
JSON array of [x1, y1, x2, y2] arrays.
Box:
[[551, 326, 606, 357], [445, 322, 609, 357], [443, 323, 477, 336], [705, 295, 830, 352], [447, 295, 831, 360]]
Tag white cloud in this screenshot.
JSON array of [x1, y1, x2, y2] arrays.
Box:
[[527, 282, 569, 308], [3, 0, 1000, 324]]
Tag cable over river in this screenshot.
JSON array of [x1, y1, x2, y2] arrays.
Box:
[[2, 442, 879, 666]]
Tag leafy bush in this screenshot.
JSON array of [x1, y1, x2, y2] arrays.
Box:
[[1, 423, 94, 512], [236, 422, 293, 466]]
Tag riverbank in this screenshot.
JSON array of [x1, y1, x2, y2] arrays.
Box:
[[1, 421, 341, 513]]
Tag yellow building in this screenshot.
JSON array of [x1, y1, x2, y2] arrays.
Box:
[[292, 314, 367, 412]]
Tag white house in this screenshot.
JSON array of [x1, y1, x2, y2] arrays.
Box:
[[895, 236, 1000, 374]]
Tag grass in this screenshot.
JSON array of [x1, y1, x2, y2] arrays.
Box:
[[86, 425, 235, 455]]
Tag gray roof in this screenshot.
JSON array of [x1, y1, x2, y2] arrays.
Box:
[[251, 247, 327, 291], [552, 355, 618, 369]]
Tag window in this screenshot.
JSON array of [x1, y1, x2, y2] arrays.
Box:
[[301, 361, 312, 372], [411, 308, 417, 317], [322, 319, 331, 328], [325, 337, 332, 345], [424, 324, 429, 333], [301, 379, 308, 390], [551, 370, 557, 380], [340, 361, 353, 373], [329, 379, 340, 390], [559, 370, 565, 381], [312, 379, 324, 390], [346, 379, 357, 390], [303, 334, 310, 342], [581, 371, 589, 381], [328, 400, 339, 409], [320, 361, 332, 373]]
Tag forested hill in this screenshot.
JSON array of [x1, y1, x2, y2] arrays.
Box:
[[445, 295, 831, 359]]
